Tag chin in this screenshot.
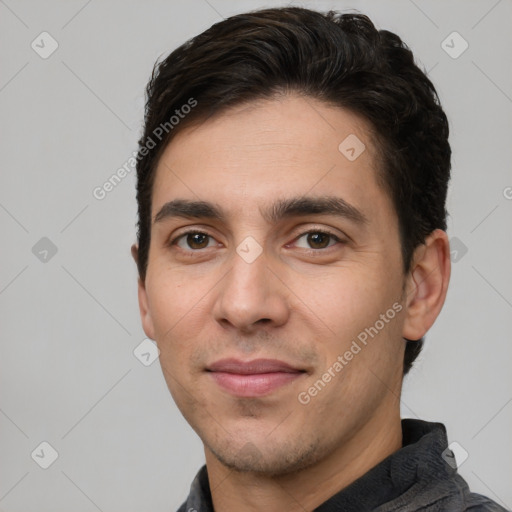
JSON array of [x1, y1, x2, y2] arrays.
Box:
[[206, 432, 324, 476]]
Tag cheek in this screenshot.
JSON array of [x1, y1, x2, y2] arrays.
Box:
[[302, 264, 403, 366], [146, 269, 209, 359], [302, 267, 385, 332], [148, 260, 209, 318], [146, 273, 212, 409]]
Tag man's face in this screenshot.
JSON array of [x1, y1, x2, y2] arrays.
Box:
[[136, 95, 408, 475]]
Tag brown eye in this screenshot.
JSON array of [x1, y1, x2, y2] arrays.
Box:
[[187, 233, 209, 249], [307, 232, 331, 249], [295, 231, 340, 250], [174, 232, 214, 250]]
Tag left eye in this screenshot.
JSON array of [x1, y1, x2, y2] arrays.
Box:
[[294, 231, 341, 250]]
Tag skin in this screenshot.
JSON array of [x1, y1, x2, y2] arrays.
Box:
[[132, 94, 451, 512]]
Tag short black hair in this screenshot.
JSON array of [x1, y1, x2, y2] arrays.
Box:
[[134, 7, 451, 375]]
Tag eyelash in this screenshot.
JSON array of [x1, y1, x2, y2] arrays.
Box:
[[168, 228, 345, 253]]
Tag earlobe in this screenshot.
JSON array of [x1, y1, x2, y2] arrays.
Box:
[[402, 229, 451, 341], [131, 243, 156, 340]]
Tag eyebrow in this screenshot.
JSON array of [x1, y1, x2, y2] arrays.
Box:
[[153, 196, 368, 226]]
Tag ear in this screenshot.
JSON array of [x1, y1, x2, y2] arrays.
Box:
[[402, 229, 451, 341], [131, 243, 156, 340]]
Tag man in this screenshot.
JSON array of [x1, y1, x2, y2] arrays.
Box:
[[130, 7, 507, 512]]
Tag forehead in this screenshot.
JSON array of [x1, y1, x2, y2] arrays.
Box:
[[150, 95, 393, 227]]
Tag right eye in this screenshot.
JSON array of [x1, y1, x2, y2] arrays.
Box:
[[171, 231, 217, 251]]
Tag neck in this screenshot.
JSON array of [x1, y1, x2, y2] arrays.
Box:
[[205, 408, 402, 512]]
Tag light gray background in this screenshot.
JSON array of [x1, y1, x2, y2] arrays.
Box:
[[1, 0, 511, 511]]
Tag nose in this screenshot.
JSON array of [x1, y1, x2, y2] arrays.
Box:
[[212, 244, 290, 333]]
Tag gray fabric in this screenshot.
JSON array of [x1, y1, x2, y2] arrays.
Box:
[[177, 419, 508, 511]]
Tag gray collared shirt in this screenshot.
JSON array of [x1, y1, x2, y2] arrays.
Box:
[[177, 419, 509, 511]]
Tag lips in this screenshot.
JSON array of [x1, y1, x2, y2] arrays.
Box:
[[207, 358, 303, 374], [206, 358, 306, 397]]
